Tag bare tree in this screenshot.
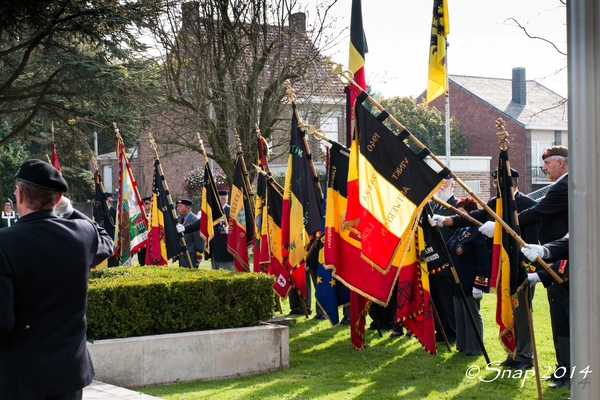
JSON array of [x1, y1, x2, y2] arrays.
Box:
[[145, 0, 343, 184]]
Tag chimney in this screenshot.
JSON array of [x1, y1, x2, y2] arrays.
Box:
[[290, 12, 306, 33], [512, 67, 526, 105]]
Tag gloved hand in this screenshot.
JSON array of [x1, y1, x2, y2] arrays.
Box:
[[55, 195, 73, 217], [478, 221, 495, 238], [521, 244, 545, 262], [176, 223, 185, 233], [527, 273, 541, 287], [428, 215, 445, 227], [472, 287, 483, 300]]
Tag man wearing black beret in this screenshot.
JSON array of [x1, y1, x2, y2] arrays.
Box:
[[0, 159, 114, 399], [176, 198, 204, 268]]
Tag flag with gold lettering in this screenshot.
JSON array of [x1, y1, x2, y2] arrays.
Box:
[[491, 149, 526, 356], [253, 137, 270, 272], [347, 100, 445, 273], [228, 153, 254, 272], [281, 104, 323, 271], [200, 163, 226, 253], [426, 0, 450, 103]]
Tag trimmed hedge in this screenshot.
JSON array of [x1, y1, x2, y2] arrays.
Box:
[[87, 266, 275, 340]]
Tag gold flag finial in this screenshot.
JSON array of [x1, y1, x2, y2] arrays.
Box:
[[495, 118, 510, 150], [92, 157, 99, 171], [284, 79, 296, 103], [112, 122, 123, 141]]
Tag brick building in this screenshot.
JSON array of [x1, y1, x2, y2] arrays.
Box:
[[420, 67, 568, 195]]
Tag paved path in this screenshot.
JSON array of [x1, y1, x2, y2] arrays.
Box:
[[83, 381, 162, 399]]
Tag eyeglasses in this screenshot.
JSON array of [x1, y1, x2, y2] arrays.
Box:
[[144, 201, 151, 205]]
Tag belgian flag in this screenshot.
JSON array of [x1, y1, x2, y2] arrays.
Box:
[[200, 163, 226, 253], [265, 175, 290, 298], [281, 104, 323, 271], [347, 100, 445, 273], [146, 159, 186, 265], [227, 153, 254, 272], [491, 150, 527, 356]]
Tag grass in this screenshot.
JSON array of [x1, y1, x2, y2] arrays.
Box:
[[135, 283, 570, 400]]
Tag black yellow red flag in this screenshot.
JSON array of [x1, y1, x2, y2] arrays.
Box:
[[281, 105, 323, 270], [265, 175, 290, 298], [491, 150, 526, 356], [228, 153, 254, 272], [200, 163, 226, 253]]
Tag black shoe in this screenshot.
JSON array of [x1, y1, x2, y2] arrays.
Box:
[[340, 317, 350, 325], [500, 358, 515, 367], [511, 361, 533, 370], [549, 378, 571, 389], [287, 310, 304, 316], [313, 314, 327, 320]]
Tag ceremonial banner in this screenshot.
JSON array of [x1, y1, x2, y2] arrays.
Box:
[[146, 159, 186, 265], [281, 104, 323, 270], [115, 139, 148, 266], [50, 141, 61, 173], [265, 176, 290, 298], [200, 163, 226, 253], [253, 137, 271, 272], [491, 150, 526, 356], [426, 0, 450, 104], [347, 0, 368, 108], [396, 223, 436, 354], [349, 101, 445, 272], [228, 153, 254, 272]]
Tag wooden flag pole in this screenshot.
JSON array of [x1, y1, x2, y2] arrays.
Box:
[[148, 133, 192, 267], [234, 132, 256, 213], [328, 61, 567, 292]]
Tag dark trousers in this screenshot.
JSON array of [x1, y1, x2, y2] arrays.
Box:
[[289, 268, 311, 314], [548, 280, 570, 369], [512, 286, 533, 363], [44, 389, 83, 400], [430, 273, 456, 342]]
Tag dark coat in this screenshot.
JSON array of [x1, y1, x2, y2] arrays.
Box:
[[209, 204, 233, 263], [446, 226, 490, 297], [518, 176, 569, 245], [179, 212, 204, 267], [0, 209, 113, 399]]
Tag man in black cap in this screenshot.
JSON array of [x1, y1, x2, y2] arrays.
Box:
[[0, 198, 19, 228], [104, 192, 119, 267], [429, 167, 539, 369], [176, 198, 204, 268], [0, 159, 113, 399], [137, 196, 152, 266]]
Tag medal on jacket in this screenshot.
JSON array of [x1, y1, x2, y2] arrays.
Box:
[[456, 244, 464, 255]]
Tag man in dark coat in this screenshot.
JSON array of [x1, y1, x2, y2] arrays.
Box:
[[0, 159, 113, 400], [430, 168, 539, 369]]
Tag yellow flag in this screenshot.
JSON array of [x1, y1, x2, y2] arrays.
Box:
[[426, 0, 450, 103]]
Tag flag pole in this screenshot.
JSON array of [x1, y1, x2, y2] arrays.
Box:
[[329, 62, 567, 292], [253, 165, 284, 194], [234, 132, 256, 213], [432, 196, 483, 227], [255, 124, 272, 174], [148, 133, 192, 267], [425, 202, 490, 363]]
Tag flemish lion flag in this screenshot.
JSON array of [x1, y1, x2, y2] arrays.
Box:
[[200, 163, 226, 253], [348, 100, 445, 272], [490, 149, 527, 356], [146, 159, 186, 265], [426, 0, 450, 103], [228, 153, 254, 272], [114, 139, 148, 266], [281, 104, 323, 270]]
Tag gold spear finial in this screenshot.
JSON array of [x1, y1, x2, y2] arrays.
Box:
[[51, 121, 55, 142], [255, 123, 261, 138], [495, 118, 510, 150], [112, 122, 123, 141], [284, 79, 296, 103], [92, 157, 99, 172]]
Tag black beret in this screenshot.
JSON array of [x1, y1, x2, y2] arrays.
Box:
[[542, 145, 568, 160], [491, 168, 519, 179], [218, 190, 228, 196], [142, 196, 152, 202], [177, 198, 193, 206], [104, 192, 113, 200], [17, 159, 68, 192]]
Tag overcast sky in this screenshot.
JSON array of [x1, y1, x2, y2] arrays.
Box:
[[301, 0, 567, 99]]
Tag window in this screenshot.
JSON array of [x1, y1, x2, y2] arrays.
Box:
[[103, 165, 113, 193], [531, 141, 554, 167], [318, 113, 340, 150]]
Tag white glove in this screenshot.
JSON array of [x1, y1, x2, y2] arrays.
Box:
[[472, 287, 483, 300], [478, 221, 495, 238], [55, 195, 73, 217], [521, 244, 545, 262], [527, 273, 541, 287], [428, 215, 445, 227], [176, 223, 185, 233]]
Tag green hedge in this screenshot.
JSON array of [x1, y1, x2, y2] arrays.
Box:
[[87, 266, 275, 340]]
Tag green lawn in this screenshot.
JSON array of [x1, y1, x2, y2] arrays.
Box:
[[137, 283, 570, 399]]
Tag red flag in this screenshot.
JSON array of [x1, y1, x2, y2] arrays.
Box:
[[51, 141, 61, 173]]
